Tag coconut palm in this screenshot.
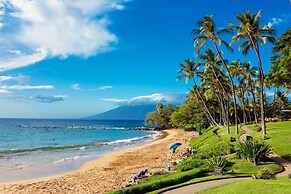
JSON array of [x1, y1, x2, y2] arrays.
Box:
[[267, 29, 291, 89], [201, 67, 231, 130], [177, 58, 218, 126], [241, 62, 259, 124], [192, 15, 239, 134], [230, 10, 275, 135], [200, 49, 231, 133]]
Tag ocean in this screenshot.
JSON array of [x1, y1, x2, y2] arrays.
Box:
[[0, 119, 158, 182]]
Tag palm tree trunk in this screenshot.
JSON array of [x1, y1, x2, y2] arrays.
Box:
[[216, 92, 227, 127], [249, 38, 266, 135], [226, 96, 230, 134], [240, 89, 247, 124], [250, 87, 258, 124], [213, 42, 239, 134], [192, 79, 219, 126]]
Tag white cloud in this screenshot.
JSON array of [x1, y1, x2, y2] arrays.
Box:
[[0, 89, 11, 94], [0, 85, 54, 90], [0, 48, 47, 71], [0, 0, 128, 71], [71, 83, 80, 90], [0, 75, 30, 84], [89, 85, 113, 91], [103, 92, 187, 105], [98, 85, 113, 90], [268, 17, 285, 27], [30, 94, 66, 103], [0, 84, 54, 93]]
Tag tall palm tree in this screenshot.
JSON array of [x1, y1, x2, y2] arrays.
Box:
[[177, 58, 218, 126], [201, 66, 231, 130], [267, 29, 291, 89], [241, 62, 259, 124], [192, 15, 239, 134], [200, 49, 231, 133], [230, 10, 275, 135]]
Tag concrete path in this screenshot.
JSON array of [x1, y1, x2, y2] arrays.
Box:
[[162, 125, 291, 194], [239, 125, 253, 142], [163, 177, 249, 194]]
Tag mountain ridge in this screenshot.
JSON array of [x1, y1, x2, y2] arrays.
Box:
[[85, 104, 156, 120]]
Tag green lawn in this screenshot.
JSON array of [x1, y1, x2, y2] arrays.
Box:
[[108, 125, 284, 194], [247, 121, 291, 161], [197, 177, 291, 194]]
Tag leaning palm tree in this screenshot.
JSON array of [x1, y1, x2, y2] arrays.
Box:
[[230, 10, 275, 135], [200, 49, 231, 133], [192, 15, 239, 134], [177, 58, 218, 126]]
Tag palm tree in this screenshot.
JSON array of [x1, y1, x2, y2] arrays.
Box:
[[201, 66, 231, 130], [267, 29, 291, 89], [200, 49, 231, 133], [177, 58, 218, 126], [241, 62, 259, 124], [192, 15, 239, 134], [230, 10, 275, 135]]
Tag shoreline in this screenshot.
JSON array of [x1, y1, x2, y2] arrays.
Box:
[[0, 129, 189, 193], [0, 130, 165, 185]]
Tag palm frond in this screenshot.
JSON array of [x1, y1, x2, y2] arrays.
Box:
[[221, 39, 233, 52]]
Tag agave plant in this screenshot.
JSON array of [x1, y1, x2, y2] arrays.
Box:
[[207, 156, 229, 175], [236, 139, 272, 166]]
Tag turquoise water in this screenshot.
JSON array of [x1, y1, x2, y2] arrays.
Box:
[[0, 119, 157, 181]]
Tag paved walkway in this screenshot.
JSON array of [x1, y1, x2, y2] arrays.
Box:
[[162, 125, 291, 194], [163, 177, 249, 194]]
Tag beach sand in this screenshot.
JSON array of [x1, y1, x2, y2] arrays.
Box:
[[0, 129, 191, 194]]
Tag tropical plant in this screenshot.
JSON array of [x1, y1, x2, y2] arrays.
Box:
[[192, 15, 239, 134], [207, 155, 229, 175], [177, 58, 218, 126], [236, 139, 272, 166], [145, 103, 175, 129], [230, 10, 275, 136], [267, 29, 291, 89], [252, 167, 276, 179], [170, 98, 208, 130], [200, 49, 231, 132], [241, 62, 259, 124]]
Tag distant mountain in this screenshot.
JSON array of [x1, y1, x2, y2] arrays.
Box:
[[85, 104, 156, 120]]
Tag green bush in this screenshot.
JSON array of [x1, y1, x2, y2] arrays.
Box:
[[177, 158, 206, 172], [252, 167, 276, 179], [108, 168, 204, 194], [236, 139, 272, 166], [207, 156, 229, 175]]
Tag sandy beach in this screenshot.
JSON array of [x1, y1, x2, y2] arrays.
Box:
[[0, 129, 190, 194]]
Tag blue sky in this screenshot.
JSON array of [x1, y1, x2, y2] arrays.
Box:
[[0, 0, 290, 118]]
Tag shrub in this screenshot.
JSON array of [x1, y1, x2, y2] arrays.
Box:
[[177, 158, 206, 172], [207, 156, 229, 175], [252, 167, 276, 179], [236, 139, 272, 166]]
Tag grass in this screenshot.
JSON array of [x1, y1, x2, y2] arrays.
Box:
[[226, 157, 283, 175], [197, 176, 291, 194], [247, 121, 291, 161], [148, 174, 246, 194], [107, 168, 205, 194], [109, 123, 286, 193], [148, 126, 282, 194]]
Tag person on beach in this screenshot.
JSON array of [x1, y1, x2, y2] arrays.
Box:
[[133, 169, 149, 182]]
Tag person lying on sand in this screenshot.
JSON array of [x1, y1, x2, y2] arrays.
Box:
[[133, 169, 150, 182]]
